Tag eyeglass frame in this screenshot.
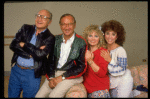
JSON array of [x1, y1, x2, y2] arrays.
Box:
[[35, 14, 51, 21], [60, 23, 75, 27]]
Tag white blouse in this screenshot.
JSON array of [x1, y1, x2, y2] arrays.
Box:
[[108, 46, 128, 88]]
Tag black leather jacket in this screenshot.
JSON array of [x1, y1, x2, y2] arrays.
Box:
[[10, 24, 55, 78]]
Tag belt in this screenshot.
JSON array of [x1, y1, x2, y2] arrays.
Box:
[[17, 64, 34, 70]]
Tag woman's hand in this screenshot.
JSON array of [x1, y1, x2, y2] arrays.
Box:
[[85, 50, 94, 61], [101, 50, 111, 63]]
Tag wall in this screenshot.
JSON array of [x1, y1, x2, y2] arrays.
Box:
[[4, 1, 148, 73]]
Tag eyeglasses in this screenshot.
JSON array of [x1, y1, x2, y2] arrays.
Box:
[[35, 14, 50, 21], [60, 23, 75, 27]]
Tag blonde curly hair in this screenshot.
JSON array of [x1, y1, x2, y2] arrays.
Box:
[[83, 24, 106, 49]]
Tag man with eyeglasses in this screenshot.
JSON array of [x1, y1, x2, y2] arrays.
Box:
[[35, 14, 87, 98], [8, 9, 55, 98]]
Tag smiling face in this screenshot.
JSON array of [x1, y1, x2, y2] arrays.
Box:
[[60, 15, 76, 37], [87, 31, 100, 47], [104, 30, 117, 45], [35, 10, 51, 30]]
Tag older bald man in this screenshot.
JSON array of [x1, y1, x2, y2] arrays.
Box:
[[8, 9, 55, 98]]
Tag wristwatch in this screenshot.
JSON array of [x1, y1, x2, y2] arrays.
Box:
[[62, 75, 65, 80]]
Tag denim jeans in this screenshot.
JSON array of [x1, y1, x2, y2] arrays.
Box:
[[8, 64, 41, 98]]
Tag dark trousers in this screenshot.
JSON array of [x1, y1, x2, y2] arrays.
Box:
[[8, 64, 41, 98]]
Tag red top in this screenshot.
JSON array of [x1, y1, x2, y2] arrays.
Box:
[[83, 47, 109, 93]]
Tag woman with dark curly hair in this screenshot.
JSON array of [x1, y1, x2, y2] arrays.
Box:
[[100, 20, 133, 98]]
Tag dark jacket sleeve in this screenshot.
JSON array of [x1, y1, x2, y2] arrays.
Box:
[[46, 50, 55, 78], [63, 44, 87, 79], [23, 35, 55, 61], [9, 24, 31, 58]]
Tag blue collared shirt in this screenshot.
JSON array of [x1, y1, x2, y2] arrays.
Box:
[[17, 27, 47, 67]]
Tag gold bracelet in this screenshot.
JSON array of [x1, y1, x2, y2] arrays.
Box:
[[88, 59, 94, 65]]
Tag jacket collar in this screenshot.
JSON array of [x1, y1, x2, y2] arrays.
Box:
[[62, 33, 75, 43], [55, 33, 80, 60], [35, 26, 47, 35]]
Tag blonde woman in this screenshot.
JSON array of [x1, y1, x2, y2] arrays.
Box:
[[83, 25, 110, 98]]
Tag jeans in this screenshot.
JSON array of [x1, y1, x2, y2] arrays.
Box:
[[8, 64, 41, 98]]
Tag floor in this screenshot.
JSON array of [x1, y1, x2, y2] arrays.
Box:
[[4, 75, 46, 98]]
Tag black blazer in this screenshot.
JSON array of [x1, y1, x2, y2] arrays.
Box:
[[10, 24, 55, 78]]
